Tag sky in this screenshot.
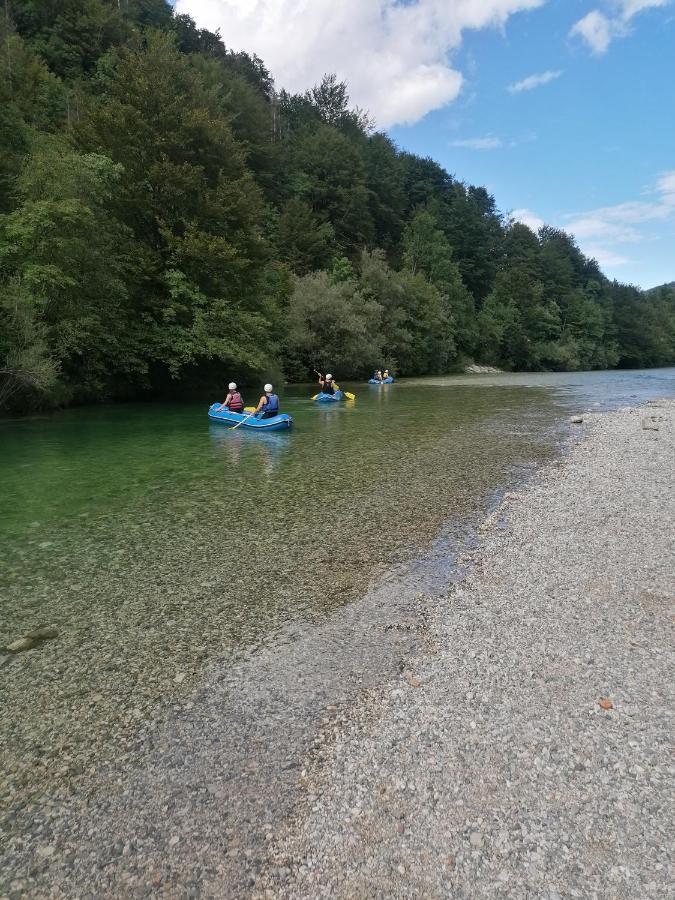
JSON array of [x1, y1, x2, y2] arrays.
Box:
[[172, 0, 675, 289]]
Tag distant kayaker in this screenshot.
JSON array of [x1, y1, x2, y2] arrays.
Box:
[[255, 383, 280, 419], [217, 382, 245, 413], [373, 369, 383, 383], [383, 369, 390, 381], [317, 372, 336, 395]]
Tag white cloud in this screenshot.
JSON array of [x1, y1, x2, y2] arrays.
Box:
[[583, 246, 630, 267], [570, 10, 615, 53], [570, 0, 672, 54], [451, 136, 503, 150], [657, 170, 675, 198], [511, 208, 545, 231], [514, 170, 675, 276], [175, 0, 547, 127], [508, 69, 562, 92]]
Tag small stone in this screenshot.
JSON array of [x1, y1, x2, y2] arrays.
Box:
[[396, 821, 405, 835], [169, 835, 180, 847], [469, 832, 483, 848], [598, 697, 614, 710], [446, 855, 455, 870], [397, 864, 406, 875], [570, 416, 583, 424], [26, 625, 59, 640], [36, 845, 56, 859], [174, 672, 186, 684], [5, 637, 36, 653], [642, 418, 659, 431]]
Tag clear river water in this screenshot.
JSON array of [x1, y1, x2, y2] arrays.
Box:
[[1, 367, 674, 830]]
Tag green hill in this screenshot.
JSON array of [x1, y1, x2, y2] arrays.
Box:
[[1, 0, 674, 413]]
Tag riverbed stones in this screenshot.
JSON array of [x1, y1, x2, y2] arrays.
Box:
[[252, 400, 674, 900], [1, 400, 673, 900]]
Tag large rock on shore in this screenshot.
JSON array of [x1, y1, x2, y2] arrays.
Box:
[[464, 364, 503, 374]]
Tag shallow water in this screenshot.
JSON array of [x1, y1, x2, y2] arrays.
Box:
[[1, 368, 674, 814]]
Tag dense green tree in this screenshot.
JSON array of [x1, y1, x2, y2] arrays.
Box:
[[0, 0, 672, 412], [284, 270, 382, 379], [402, 210, 476, 356]]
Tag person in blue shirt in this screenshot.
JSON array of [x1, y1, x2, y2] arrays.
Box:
[[254, 383, 280, 419]]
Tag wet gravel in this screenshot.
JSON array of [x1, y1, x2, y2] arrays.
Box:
[[256, 401, 674, 899]]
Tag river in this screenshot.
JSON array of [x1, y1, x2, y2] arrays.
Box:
[[1, 368, 674, 893]]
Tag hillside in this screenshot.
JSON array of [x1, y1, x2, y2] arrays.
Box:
[[1, 0, 674, 412]]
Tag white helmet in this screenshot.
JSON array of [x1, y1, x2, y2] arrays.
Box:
[[264, 383, 273, 392], [326, 373, 333, 380], [228, 382, 237, 390]]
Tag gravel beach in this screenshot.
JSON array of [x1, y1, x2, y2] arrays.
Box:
[[256, 401, 674, 899], [1, 400, 673, 899]]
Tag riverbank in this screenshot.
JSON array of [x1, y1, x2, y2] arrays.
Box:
[[255, 400, 674, 899], [1, 394, 672, 898]]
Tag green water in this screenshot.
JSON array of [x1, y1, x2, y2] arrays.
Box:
[[2, 370, 674, 807]]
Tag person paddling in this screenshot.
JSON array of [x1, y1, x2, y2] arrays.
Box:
[[217, 382, 244, 413], [383, 369, 390, 381], [255, 383, 280, 419], [317, 372, 337, 395], [373, 369, 383, 383]]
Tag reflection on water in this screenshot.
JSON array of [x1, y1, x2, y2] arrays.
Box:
[[209, 425, 292, 476]]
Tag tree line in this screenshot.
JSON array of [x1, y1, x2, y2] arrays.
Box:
[[1, 0, 673, 412]]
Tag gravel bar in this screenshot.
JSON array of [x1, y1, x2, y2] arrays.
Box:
[[257, 401, 674, 899]]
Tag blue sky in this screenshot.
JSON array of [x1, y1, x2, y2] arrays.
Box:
[[175, 0, 674, 288]]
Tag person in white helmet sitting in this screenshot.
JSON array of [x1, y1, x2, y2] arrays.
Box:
[[217, 381, 245, 413], [254, 383, 280, 419], [317, 372, 337, 395]]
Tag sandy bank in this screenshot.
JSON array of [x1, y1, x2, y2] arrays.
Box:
[[257, 401, 674, 899]]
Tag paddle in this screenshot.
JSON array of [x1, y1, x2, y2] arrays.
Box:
[[231, 410, 257, 430]]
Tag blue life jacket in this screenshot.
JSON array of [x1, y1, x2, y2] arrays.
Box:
[[265, 393, 279, 414]]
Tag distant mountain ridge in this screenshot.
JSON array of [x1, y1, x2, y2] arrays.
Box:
[[645, 282, 675, 294]]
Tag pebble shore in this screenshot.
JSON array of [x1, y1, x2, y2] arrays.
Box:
[[1, 400, 673, 898], [256, 401, 674, 899]]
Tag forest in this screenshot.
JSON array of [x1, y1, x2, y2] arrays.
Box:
[[1, 0, 674, 412]]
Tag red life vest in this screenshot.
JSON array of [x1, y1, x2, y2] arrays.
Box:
[[227, 391, 244, 412]]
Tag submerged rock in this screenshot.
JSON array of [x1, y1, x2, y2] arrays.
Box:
[[570, 416, 584, 424], [26, 625, 59, 640], [5, 637, 36, 653], [3, 624, 59, 653]]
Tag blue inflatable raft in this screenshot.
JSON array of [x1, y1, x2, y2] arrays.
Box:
[[368, 377, 394, 384], [208, 404, 293, 431], [314, 391, 344, 402]]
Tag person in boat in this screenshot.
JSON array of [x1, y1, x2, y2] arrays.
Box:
[[373, 369, 383, 383], [217, 382, 245, 413], [254, 383, 280, 419], [383, 369, 391, 381], [317, 372, 337, 395]]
